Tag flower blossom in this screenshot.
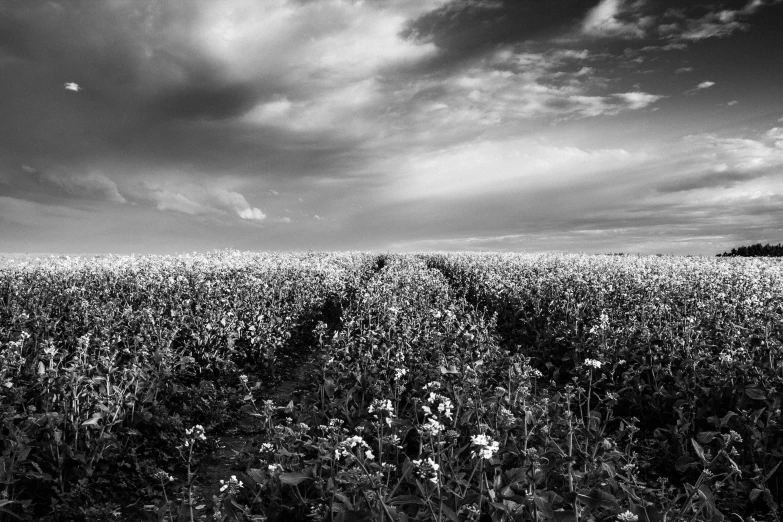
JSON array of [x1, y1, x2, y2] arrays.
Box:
[[421, 417, 445, 436], [584, 358, 603, 369], [471, 434, 499, 460], [413, 457, 440, 484], [422, 392, 453, 420], [335, 435, 373, 460], [617, 511, 638, 522], [219, 475, 243, 494]]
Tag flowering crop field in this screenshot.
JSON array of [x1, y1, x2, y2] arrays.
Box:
[[1, 252, 781, 522]]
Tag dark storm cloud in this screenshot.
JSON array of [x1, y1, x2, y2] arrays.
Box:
[[152, 82, 260, 121], [403, 0, 601, 57]]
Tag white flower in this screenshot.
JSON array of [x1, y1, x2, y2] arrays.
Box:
[[584, 358, 603, 369], [219, 475, 244, 494], [424, 392, 453, 420], [421, 417, 445, 436], [185, 424, 207, 443], [413, 457, 440, 483], [471, 434, 499, 460], [617, 510, 638, 522], [368, 399, 395, 417], [335, 435, 371, 459]]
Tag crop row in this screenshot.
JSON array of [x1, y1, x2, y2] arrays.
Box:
[[0, 252, 781, 522]]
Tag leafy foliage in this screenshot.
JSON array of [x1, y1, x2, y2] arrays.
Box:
[[1, 251, 781, 522]]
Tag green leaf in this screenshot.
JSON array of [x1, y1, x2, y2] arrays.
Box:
[[390, 495, 424, 506], [576, 489, 619, 511], [745, 388, 766, 400], [334, 492, 354, 510], [691, 439, 708, 464], [81, 414, 103, 428], [696, 431, 719, 444], [534, 496, 555, 519], [764, 460, 781, 482], [279, 471, 311, 486], [323, 378, 336, 397], [247, 469, 265, 484], [440, 504, 460, 522]]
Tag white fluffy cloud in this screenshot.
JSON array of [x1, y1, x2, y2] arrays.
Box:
[[139, 182, 266, 221], [613, 92, 664, 110], [197, 0, 437, 99]]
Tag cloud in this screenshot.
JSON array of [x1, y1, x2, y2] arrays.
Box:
[[665, 0, 782, 42], [24, 167, 126, 204], [654, 129, 783, 194], [698, 132, 783, 172], [63, 82, 81, 92], [613, 92, 664, 109], [582, 0, 652, 38], [401, 46, 663, 127], [696, 81, 715, 89], [579, 0, 781, 43], [146, 187, 205, 215], [386, 138, 648, 201], [137, 181, 266, 221], [675, 67, 693, 73], [153, 83, 259, 121], [213, 188, 266, 221], [403, 1, 600, 57], [656, 170, 760, 193], [238, 207, 266, 221]]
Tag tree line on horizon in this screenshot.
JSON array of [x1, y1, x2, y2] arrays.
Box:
[[718, 242, 783, 257]]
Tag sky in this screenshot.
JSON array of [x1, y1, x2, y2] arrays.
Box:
[[1, 0, 783, 255]]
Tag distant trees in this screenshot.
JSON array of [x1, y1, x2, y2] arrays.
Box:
[[718, 243, 783, 257]]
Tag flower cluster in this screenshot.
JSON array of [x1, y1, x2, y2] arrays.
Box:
[[421, 417, 445, 437], [471, 434, 499, 460], [412, 457, 440, 484], [422, 392, 454, 420], [617, 510, 639, 522], [335, 435, 374, 460], [368, 398, 396, 427], [723, 430, 743, 445], [584, 358, 603, 369], [219, 475, 244, 494], [153, 470, 175, 483], [184, 425, 206, 447]]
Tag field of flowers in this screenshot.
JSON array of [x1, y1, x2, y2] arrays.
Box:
[[0, 251, 780, 522]]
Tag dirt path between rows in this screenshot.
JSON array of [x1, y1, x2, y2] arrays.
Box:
[[189, 355, 323, 520]]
